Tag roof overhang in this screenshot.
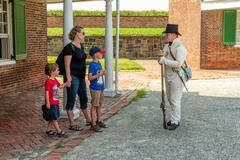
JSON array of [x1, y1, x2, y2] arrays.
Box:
[[201, 0, 240, 10], [47, 0, 104, 4]]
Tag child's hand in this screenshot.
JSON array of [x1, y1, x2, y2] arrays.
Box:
[[59, 104, 63, 110], [59, 83, 67, 89], [99, 70, 105, 76], [46, 104, 50, 109]]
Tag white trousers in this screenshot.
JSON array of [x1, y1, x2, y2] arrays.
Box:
[[165, 74, 184, 124]]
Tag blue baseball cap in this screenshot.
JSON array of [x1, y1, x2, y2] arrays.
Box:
[[89, 46, 106, 57]]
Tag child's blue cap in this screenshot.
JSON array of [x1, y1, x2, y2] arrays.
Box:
[[89, 46, 106, 57]]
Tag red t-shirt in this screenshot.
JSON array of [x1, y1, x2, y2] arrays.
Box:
[[45, 78, 61, 105]]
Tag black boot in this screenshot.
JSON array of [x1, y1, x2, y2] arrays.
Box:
[[168, 123, 179, 130], [167, 121, 180, 127]]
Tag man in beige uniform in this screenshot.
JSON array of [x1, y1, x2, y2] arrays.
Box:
[[158, 24, 187, 130]]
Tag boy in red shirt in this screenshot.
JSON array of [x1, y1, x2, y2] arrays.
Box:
[[44, 63, 66, 137]]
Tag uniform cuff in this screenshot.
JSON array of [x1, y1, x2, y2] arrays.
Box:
[[159, 57, 165, 64]]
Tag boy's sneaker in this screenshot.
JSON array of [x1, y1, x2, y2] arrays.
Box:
[[46, 130, 56, 136], [56, 131, 68, 138], [91, 125, 103, 132], [97, 121, 107, 128]]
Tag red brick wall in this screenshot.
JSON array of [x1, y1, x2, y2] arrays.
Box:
[[47, 16, 168, 28], [0, 1, 47, 95], [169, 0, 201, 69], [201, 10, 240, 69]]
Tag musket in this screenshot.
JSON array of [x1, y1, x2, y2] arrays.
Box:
[[159, 35, 168, 129]]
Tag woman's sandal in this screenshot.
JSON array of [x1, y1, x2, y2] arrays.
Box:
[[46, 130, 56, 136], [69, 125, 83, 131], [85, 121, 92, 126], [57, 131, 66, 137]]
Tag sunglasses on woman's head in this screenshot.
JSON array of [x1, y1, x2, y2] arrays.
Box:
[[80, 32, 85, 36]]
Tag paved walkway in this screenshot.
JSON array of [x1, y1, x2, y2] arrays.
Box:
[[62, 78, 240, 160], [0, 76, 146, 159]]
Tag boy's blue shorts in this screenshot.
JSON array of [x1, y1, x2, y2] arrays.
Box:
[[42, 104, 60, 121]]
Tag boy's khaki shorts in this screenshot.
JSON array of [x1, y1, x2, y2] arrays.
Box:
[[90, 89, 104, 107]]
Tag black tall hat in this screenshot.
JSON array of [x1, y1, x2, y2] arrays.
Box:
[[162, 24, 181, 36]]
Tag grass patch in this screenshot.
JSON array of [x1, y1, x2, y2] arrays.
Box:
[[48, 56, 58, 64], [48, 10, 168, 17], [133, 88, 148, 101], [48, 56, 145, 72], [48, 28, 164, 36]]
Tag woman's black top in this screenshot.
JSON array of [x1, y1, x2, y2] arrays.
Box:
[[63, 43, 86, 79]]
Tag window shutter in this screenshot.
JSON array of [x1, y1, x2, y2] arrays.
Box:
[[13, 0, 27, 60], [223, 10, 237, 45]]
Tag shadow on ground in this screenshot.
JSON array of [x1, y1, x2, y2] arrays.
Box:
[[62, 89, 240, 160]]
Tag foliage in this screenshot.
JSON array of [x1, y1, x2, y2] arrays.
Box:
[[48, 28, 164, 36], [47, 10, 168, 17], [133, 88, 149, 101]]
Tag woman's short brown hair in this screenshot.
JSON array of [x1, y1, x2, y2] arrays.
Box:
[[45, 63, 58, 76], [69, 25, 84, 41]]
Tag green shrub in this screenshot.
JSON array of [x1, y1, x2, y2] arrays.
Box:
[[48, 10, 168, 17]]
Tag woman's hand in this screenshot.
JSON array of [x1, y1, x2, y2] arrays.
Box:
[[65, 76, 72, 87], [66, 80, 71, 88]]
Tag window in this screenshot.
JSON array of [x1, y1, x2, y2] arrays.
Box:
[[0, 0, 13, 61], [0, 0, 8, 35], [223, 10, 240, 46], [223, 10, 236, 45], [236, 10, 240, 44]]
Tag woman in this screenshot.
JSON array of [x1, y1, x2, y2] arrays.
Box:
[[158, 24, 187, 131], [63, 25, 91, 131]]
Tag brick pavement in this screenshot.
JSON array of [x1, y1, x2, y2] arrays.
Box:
[[0, 76, 147, 160]]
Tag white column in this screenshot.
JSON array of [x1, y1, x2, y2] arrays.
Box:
[[104, 0, 116, 97], [115, 0, 120, 93], [62, 0, 80, 119], [63, 0, 73, 45]]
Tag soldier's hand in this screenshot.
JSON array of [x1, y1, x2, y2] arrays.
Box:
[[158, 50, 165, 57]]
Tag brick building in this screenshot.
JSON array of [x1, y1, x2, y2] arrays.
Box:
[[201, 1, 240, 69], [170, 0, 240, 69], [0, 0, 47, 95]]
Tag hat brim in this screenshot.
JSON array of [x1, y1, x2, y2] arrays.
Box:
[[100, 49, 106, 55], [162, 31, 182, 36]]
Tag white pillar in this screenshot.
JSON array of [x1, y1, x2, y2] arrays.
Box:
[[63, 0, 73, 45], [115, 0, 120, 93], [104, 0, 116, 97], [62, 0, 80, 119]]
